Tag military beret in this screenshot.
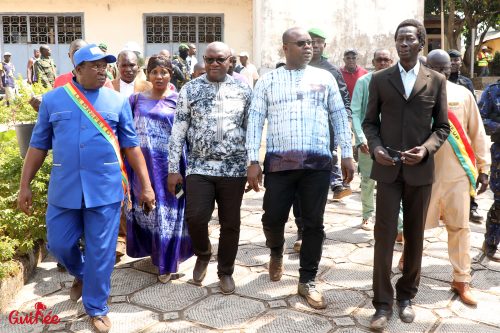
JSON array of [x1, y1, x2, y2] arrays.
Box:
[[447, 49, 462, 58], [308, 28, 327, 40]]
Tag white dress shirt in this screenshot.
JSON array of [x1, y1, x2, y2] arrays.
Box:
[[398, 60, 420, 99], [119, 79, 135, 98]]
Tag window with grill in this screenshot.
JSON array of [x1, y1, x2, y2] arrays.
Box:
[[145, 14, 223, 44], [2, 14, 83, 44]]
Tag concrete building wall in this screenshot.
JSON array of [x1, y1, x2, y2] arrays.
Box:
[[253, 0, 424, 70], [0, 0, 253, 57]]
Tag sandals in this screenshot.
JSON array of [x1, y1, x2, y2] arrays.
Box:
[[91, 315, 111, 333]]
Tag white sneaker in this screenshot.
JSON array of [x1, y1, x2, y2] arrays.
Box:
[[361, 217, 374, 231]]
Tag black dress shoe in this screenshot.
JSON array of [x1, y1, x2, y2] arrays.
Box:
[[370, 308, 393, 330], [470, 209, 484, 223], [397, 299, 415, 323], [192, 257, 209, 284]]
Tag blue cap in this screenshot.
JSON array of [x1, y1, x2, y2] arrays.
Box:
[[73, 44, 116, 67]]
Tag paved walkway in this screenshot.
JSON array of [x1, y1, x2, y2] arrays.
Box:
[[2, 175, 500, 333]]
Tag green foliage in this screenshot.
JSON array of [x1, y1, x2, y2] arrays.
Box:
[[0, 77, 50, 125], [492, 51, 500, 76], [0, 134, 51, 279]]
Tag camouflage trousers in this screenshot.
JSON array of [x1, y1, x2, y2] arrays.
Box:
[[485, 143, 500, 251]]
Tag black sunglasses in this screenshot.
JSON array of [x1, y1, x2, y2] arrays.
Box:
[[285, 40, 313, 47], [204, 56, 230, 65]]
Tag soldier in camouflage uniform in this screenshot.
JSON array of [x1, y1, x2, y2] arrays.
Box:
[[172, 44, 191, 90], [479, 80, 500, 262], [34, 44, 56, 88]]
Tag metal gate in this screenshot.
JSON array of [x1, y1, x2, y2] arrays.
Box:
[[144, 14, 223, 62], [0, 14, 84, 80]]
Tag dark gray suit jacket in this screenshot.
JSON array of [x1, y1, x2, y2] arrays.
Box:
[[362, 64, 450, 186]]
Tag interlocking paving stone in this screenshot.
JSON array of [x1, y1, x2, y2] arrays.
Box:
[[241, 212, 265, 228], [144, 321, 214, 332], [239, 226, 264, 245], [471, 231, 487, 249], [322, 240, 357, 260], [132, 257, 159, 275], [236, 272, 298, 301], [354, 303, 438, 332], [0, 313, 45, 333], [420, 256, 454, 282], [247, 309, 333, 333], [451, 291, 500, 327], [268, 300, 287, 308], [471, 269, 500, 294], [4, 280, 62, 313], [333, 316, 355, 326], [185, 294, 265, 329], [481, 256, 500, 272], [19, 291, 83, 322], [109, 268, 157, 296], [424, 241, 451, 260], [325, 226, 372, 244], [322, 262, 372, 290], [235, 246, 270, 267], [178, 260, 249, 288], [434, 308, 454, 318], [335, 328, 370, 333], [347, 247, 374, 266], [131, 280, 206, 311], [47, 322, 67, 331], [70, 303, 159, 332], [162, 312, 179, 320], [289, 286, 366, 317], [390, 276, 454, 309], [435, 317, 500, 333]]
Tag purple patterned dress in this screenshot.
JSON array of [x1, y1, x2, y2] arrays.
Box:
[[126, 92, 192, 274]]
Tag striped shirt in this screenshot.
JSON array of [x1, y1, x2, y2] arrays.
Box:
[[246, 65, 352, 173]]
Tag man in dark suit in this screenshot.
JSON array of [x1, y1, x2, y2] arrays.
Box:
[[362, 19, 449, 330]]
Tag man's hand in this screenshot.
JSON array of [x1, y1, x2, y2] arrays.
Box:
[[138, 186, 155, 211], [18, 186, 33, 215], [359, 143, 370, 155], [341, 157, 355, 184], [477, 173, 489, 195], [167, 173, 183, 195], [374, 146, 395, 166], [29, 96, 42, 112], [246, 164, 263, 192], [401, 146, 427, 165]]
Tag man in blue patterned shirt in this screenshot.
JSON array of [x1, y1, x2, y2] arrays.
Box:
[[168, 42, 252, 295], [246, 27, 355, 310]]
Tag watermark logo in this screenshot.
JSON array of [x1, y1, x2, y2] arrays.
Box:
[[8, 301, 60, 325]]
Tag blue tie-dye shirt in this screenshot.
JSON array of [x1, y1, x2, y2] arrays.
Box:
[[246, 65, 352, 173]]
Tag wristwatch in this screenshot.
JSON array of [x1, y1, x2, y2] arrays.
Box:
[[249, 160, 259, 166]]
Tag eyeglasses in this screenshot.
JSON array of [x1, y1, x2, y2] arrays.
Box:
[[204, 56, 230, 65], [285, 40, 313, 47], [374, 58, 391, 62]]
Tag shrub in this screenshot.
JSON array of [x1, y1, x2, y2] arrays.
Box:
[[0, 133, 51, 279]]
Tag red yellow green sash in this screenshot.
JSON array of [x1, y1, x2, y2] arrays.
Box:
[[447, 109, 478, 196], [62, 81, 130, 204]]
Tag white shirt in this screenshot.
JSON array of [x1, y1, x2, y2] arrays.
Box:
[[119, 79, 135, 98], [398, 60, 420, 99], [187, 55, 198, 74]]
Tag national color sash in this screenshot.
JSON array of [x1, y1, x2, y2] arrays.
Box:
[[62, 81, 131, 205], [447, 109, 478, 196]]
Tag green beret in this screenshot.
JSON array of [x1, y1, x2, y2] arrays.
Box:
[[179, 43, 190, 51], [308, 28, 327, 40], [447, 49, 462, 58]]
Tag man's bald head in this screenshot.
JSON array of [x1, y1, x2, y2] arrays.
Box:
[[282, 27, 309, 44], [426, 49, 451, 79], [68, 39, 87, 64], [159, 49, 170, 59], [117, 50, 138, 64], [204, 42, 231, 57]]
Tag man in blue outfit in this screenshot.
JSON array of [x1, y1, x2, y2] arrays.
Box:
[[18, 44, 155, 333]]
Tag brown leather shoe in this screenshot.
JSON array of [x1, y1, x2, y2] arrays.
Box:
[[269, 255, 283, 281], [451, 281, 477, 305], [70, 278, 83, 301], [91, 315, 112, 333], [219, 275, 235, 294], [192, 257, 209, 284]]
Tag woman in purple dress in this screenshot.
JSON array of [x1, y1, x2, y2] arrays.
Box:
[[126, 55, 192, 283]]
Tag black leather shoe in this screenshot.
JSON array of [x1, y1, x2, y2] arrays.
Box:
[[219, 275, 235, 294], [470, 209, 484, 223], [370, 308, 393, 330], [397, 299, 415, 323]]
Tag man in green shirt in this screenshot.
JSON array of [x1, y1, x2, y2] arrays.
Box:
[[34, 44, 57, 88], [351, 49, 393, 231]]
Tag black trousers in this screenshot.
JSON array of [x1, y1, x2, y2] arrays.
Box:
[[185, 174, 246, 277], [372, 172, 432, 310], [262, 169, 330, 283]]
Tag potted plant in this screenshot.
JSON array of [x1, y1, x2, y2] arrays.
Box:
[[0, 76, 50, 158]]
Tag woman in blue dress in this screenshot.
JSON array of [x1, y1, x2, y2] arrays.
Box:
[[126, 55, 192, 283]]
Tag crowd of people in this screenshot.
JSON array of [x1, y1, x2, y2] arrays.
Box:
[[11, 17, 500, 333]]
